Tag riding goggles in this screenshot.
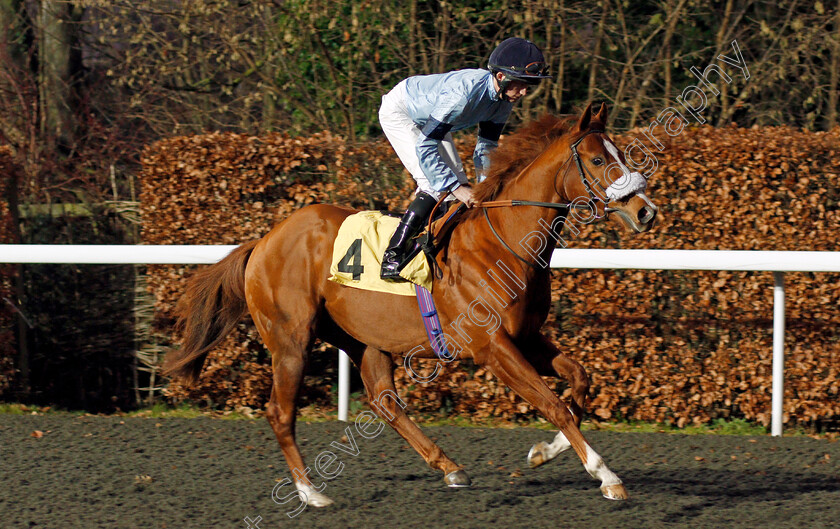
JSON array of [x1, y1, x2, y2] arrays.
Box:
[[510, 61, 550, 77]]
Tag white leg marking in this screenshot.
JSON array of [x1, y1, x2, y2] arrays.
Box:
[[528, 407, 577, 467], [583, 444, 622, 487], [295, 481, 334, 507], [543, 430, 573, 461]]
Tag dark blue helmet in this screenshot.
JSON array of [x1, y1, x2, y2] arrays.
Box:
[[488, 37, 551, 85]]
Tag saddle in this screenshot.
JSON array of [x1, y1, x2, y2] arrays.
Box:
[[326, 199, 464, 360], [416, 194, 466, 280], [328, 211, 432, 296], [327, 195, 465, 296]]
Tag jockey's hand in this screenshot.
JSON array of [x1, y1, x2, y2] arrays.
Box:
[[451, 184, 476, 208]]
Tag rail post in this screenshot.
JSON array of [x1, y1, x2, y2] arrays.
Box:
[[338, 349, 350, 421], [771, 272, 785, 436]]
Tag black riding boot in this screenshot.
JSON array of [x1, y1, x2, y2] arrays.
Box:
[[380, 191, 437, 280]]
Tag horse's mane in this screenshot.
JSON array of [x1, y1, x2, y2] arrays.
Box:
[[471, 114, 579, 205]]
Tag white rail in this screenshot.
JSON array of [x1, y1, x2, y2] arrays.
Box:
[[0, 244, 238, 264], [2, 245, 839, 435], [549, 248, 840, 272], [548, 249, 840, 436]]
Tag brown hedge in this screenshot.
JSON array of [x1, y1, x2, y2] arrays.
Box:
[[140, 131, 412, 408], [140, 124, 840, 429]]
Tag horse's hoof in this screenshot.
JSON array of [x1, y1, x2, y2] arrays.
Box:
[[305, 492, 334, 507], [444, 469, 471, 488], [296, 484, 334, 507], [527, 441, 552, 469], [600, 483, 629, 500]]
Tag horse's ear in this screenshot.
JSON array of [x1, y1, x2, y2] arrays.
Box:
[[575, 102, 593, 132], [594, 102, 608, 124]]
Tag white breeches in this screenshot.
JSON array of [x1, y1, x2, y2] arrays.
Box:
[[378, 80, 467, 200]]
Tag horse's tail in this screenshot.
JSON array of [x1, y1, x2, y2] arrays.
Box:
[[163, 240, 260, 385]]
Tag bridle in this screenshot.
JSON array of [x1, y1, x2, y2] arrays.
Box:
[[569, 129, 612, 209], [479, 128, 616, 269]]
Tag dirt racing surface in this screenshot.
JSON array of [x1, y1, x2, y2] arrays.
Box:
[[2, 415, 838, 529]]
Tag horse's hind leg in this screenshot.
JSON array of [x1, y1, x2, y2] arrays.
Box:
[[252, 309, 334, 508], [349, 346, 468, 487], [524, 334, 590, 468]]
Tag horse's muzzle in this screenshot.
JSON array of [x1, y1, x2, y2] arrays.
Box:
[[608, 193, 658, 233]]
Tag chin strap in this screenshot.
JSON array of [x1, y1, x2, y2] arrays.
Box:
[[494, 72, 512, 100]]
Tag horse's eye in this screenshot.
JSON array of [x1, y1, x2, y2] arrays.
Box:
[[592, 157, 604, 166]]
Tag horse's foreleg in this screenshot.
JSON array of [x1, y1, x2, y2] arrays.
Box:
[[525, 334, 590, 468], [352, 346, 468, 487], [526, 334, 589, 426], [482, 334, 628, 500]]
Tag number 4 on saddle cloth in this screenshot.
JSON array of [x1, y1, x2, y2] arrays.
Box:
[[329, 211, 433, 295], [328, 210, 454, 359]]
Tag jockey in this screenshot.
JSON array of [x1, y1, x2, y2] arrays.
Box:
[[379, 37, 551, 280]]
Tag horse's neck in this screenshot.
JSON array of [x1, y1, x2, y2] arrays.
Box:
[[480, 150, 569, 270]]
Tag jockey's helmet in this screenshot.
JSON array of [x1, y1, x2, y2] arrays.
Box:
[[488, 37, 551, 88]]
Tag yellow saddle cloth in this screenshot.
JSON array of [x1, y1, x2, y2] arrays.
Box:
[[328, 211, 433, 296]]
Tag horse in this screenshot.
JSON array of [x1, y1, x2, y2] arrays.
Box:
[[163, 102, 658, 507]]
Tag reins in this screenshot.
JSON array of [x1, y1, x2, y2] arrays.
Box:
[[479, 200, 586, 270], [479, 128, 608, 212], [482, 208, 539, 269], [477, 128, 608, 269], [479, 199, 590, 210], [423, 129, 614, 274]]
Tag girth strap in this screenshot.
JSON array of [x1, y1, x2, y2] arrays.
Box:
[[415, 284, 451, 359]]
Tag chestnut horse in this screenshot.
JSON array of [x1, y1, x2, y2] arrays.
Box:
[[164, 103, 657, 506]]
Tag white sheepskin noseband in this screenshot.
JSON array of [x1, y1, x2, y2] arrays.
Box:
[[602, 139, 648, 201]]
